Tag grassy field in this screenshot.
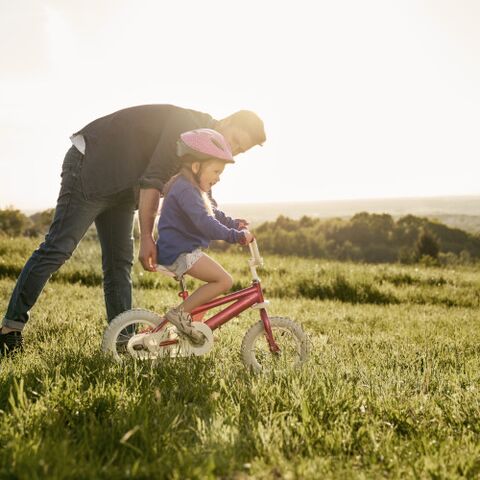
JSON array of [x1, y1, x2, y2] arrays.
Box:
[[0, 237, 479, 479]]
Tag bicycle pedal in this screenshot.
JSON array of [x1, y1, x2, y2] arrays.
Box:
[[178, 331, 205, 346], [178, 322, 214, 356]]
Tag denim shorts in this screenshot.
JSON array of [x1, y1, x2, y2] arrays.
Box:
[[164, 249, 203, 278]]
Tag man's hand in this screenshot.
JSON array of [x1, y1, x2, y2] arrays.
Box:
[[138, 236, 157, 272], [138, 188, 161, 272], [236, 218, 249, 230]]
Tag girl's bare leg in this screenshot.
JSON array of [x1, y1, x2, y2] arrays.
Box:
[[180, 254, 232, 313]]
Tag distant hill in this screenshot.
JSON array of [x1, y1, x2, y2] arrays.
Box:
[[222, 195, 480, 233]]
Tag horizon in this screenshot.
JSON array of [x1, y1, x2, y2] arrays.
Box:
[[12, 193, 480, 217], [225, 193, 480, 207]]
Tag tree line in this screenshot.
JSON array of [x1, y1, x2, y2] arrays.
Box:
[[1, 207, 479, 265], [0, 207, 55, 237], [244, 213, 480, 265]]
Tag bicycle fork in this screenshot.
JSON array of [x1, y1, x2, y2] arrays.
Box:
[[252, 281, 280, 354], [259, 308, 280, 353]]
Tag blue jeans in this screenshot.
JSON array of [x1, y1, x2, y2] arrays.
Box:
[[3, 146, 136, 330]]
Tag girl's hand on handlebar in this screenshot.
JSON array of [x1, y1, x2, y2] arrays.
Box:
[[242, 229, 255, 244]]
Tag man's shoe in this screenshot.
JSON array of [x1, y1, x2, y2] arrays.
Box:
[[165, 307, 205, 345], [0, 331, 23, 356]]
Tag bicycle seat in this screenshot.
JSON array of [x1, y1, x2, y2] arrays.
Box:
[[155, 265, 177, 278]]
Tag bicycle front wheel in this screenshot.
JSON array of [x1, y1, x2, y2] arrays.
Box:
[[241, 316, 309, 372]]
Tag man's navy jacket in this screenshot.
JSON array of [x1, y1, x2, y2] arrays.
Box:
[[74, 104, 215, 198]]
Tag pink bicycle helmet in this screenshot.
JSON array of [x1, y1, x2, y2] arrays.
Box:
[[177, 128, 234, 163]]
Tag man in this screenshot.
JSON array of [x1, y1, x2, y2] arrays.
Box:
[[1, 104, 265, 354]]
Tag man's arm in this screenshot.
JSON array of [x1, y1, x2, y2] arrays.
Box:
[[138, 188, 161, 271]]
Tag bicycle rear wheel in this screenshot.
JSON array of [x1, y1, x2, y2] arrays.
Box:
[[241, 316, 309, 372], [102, 308, 173, 361]]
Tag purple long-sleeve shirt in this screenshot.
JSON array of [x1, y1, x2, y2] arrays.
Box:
[[156, 176, 246, 265]]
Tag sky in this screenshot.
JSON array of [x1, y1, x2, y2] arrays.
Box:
[[0, 0, 479, 211]]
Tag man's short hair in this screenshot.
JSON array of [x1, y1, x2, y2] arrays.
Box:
[[226, 110, 266, 146]]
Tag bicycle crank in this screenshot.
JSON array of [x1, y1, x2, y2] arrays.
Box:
[[179, 322, 214, 356]]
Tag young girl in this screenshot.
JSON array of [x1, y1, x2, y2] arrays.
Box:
[[156, 129, 253, 344]]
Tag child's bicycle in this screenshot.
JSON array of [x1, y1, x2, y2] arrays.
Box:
[[102, 240, 309, 372]]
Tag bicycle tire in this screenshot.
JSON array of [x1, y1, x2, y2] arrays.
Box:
[[102, 308, 163, 362], [241, 316, 309, 373]]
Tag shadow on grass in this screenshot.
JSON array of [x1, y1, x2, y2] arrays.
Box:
[[0, 347, 255, 478]]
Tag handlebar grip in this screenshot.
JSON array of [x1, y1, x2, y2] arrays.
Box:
[[249, 238, 262, 264]]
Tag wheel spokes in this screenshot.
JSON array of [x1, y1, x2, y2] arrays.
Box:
[[253, 328, 303, 369]]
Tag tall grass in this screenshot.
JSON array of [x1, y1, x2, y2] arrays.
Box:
[[0, 238, 479, 478]]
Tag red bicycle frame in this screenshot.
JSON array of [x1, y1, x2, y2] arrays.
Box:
[[151, 280, 280, 353]]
